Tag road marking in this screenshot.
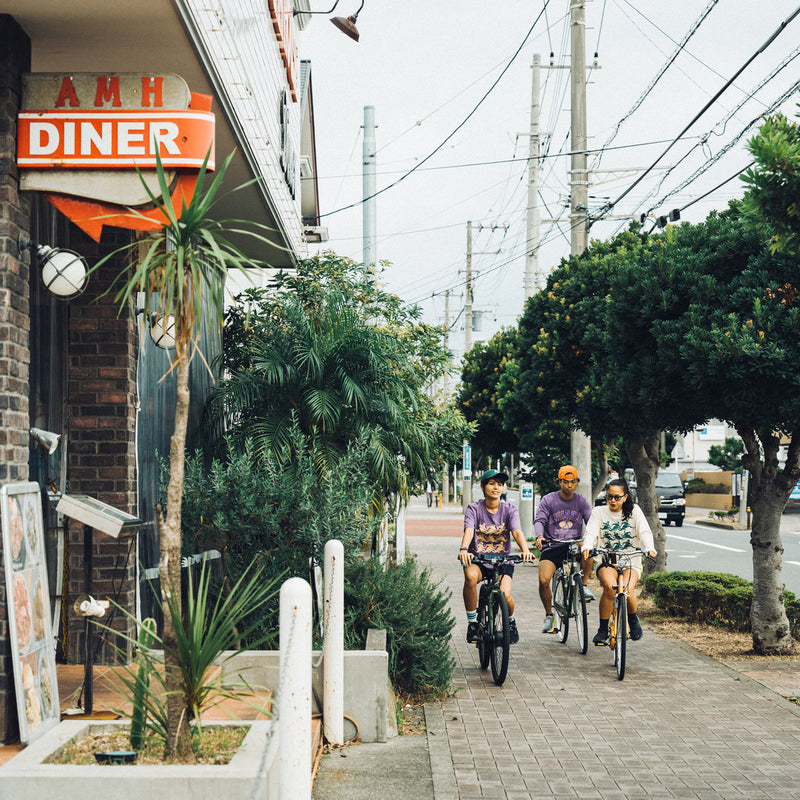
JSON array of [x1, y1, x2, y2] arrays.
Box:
[[786, 561, 800, 567], [666, 533, 746, 552]]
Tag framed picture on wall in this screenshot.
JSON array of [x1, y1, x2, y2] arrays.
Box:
[[1, 482, 60, 743]]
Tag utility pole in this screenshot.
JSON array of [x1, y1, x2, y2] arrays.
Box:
[[570, 0, 592, 501], [462, 222, 474, 511], [524, 54, 541, 299], [363, 105, 377, 267], [442, 289, 451, 505]]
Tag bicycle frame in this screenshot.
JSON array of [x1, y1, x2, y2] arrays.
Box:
[[468, 553, 523, 686], [546, 540, 588, 654], [590, 547, 644, 680]]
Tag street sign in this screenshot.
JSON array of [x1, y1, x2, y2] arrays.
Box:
[[463, 444, 471, 477], [521, 484, 533, 500]]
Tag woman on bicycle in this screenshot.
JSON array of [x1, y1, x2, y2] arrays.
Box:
[[459, 469, 533, 645], [581, 478, 656, 645]]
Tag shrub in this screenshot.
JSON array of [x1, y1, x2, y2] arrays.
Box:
[[343, 556, 455, 701], [644, 570, 800, 638]]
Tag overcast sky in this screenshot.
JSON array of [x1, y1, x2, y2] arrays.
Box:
[[298, 1, 800, 361]]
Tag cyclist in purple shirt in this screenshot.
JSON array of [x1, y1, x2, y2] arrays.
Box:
[[534, 465, 594, 634], [459, 469, 534, 645]]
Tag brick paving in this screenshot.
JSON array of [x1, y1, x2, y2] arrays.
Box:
[[408, 508, 800, 800]]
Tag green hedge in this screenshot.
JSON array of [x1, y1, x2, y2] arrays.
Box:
[[343, 557, 455, 701], [644, 570, 800, 638]]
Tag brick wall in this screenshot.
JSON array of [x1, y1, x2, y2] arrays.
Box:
[[0, 13, 30, 743], [64, 242, 139, 664]]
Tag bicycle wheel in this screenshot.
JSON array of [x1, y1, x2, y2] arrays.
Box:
[[477, 586, 490, 670], [614, 596, 627, 680], [552, 572, 569, 643], [490, 591, 510, 686], [571, 575, 588, 654]]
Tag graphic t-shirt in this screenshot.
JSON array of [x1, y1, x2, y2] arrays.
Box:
[[583, 503, 655, 554], [464, 500, 521, 555], [533, 491, 592, 549]]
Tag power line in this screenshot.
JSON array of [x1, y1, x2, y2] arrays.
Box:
[[318, 0, 554, 219], [594, 3, 800, 224]]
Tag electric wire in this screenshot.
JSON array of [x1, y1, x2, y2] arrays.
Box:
[[592, 0, 719, 170], [594, 2, 800, 224], [317, 0, 553, 219]]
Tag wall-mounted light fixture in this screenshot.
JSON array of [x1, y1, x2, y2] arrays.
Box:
[[30, 427, 61, 455], [294, 0, 365, 42], [19, 235, 89, 298], [136, 292, 176, 350]]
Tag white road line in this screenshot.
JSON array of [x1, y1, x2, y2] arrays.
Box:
[[666, 533, 746, 552], [786, 561, 800, 567]]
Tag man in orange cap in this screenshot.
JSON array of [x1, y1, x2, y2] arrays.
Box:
[[534, 465, 594, 633]]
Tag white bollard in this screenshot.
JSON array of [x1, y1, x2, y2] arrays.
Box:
[[395, 503, 406, 564], [279, 577, 312, 800], [323, 539, 344, 746]]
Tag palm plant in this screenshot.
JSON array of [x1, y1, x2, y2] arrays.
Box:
[[210, 289, 433, 508], [105, 561, 280, 752], [93, 150, 269, 758]]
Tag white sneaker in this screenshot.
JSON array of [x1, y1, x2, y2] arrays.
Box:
[[582, 585, 596, 602], [541, 614, 557, 634]]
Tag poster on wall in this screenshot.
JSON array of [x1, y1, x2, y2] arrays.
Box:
[[1, 482, 60, 743]]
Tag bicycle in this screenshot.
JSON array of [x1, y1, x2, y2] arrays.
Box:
[[465, 553, 525, 686], [547, 540, 588, 654], [588, 547, 646, 680]]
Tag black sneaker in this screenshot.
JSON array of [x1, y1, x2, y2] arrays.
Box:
[[593, 629, 608, 646], [466, 621, 481, 643], [509, 619, 519, 644], [629, 615, 643, 641]]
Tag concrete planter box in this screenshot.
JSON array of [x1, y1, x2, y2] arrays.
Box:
[[687, 492, 734, 510], [216, 647, 396, 743], [0, 719, 278, 799]]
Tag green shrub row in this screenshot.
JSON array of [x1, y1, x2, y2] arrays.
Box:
[[343, 556, 455, 701], [644, 570, 800, 638]]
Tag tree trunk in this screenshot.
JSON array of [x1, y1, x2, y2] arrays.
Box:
[[626, 431, 666, 574], [160, 352, 194, 759], [738, 426, 798, 656], [591, 439, 610, 503]]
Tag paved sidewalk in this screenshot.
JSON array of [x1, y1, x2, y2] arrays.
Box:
[[319, 496, 800, 799]]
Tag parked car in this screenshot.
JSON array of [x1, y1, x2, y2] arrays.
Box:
[[655, 472, 686, 527]]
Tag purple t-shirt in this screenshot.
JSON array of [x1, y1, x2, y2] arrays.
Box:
[[533, 491, 591, 548], [464, 500, 521, 555]]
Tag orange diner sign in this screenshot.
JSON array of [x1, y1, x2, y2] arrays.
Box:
[[18, 110, 215, 169]]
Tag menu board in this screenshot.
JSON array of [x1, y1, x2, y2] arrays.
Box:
[[1, 482, 60, 743]]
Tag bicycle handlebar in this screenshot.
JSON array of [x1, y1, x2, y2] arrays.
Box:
[[539, 538, 582, 553], [458, 552, 529, 565]]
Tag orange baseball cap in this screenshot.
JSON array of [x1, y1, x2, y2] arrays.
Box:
[[558, 465, 579, 480]]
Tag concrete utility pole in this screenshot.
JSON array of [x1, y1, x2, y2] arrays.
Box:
[[442, 289, 451, 505], [570, 0, 592, 501], [524, 53, 541, 299], [462, 222, 474, 510], [363, 105, 377, 267]]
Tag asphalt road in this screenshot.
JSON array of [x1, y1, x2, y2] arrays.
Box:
[[665, 516, 800, 597]]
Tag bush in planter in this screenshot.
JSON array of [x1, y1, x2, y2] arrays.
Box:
[[343, 556, 455, 701], [177, 427, 379, 643]]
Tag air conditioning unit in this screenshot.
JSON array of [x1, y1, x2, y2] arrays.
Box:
[[299, 155, 313, 179], [303, 226, 328, 243]]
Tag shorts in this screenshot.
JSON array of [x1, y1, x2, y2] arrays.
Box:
[[478, 562, 515, 580], [597, 551, 643, 578], [539, 541, 579, 569]]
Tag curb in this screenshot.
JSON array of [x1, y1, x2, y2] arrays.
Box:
[[424, 703, 458, 800]]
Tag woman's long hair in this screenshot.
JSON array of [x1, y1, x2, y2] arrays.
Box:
[[608, 478, 635, 520]]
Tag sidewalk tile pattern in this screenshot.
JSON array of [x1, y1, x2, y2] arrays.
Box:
[[411, 529, 800, 800]]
